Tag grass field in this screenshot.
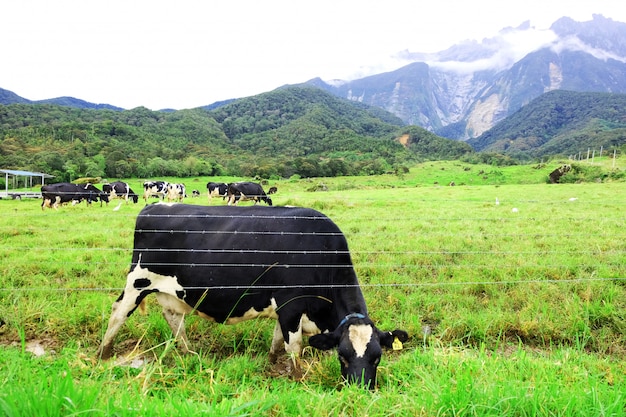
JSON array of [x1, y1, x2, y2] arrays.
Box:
[[0, 160, 625, 416]]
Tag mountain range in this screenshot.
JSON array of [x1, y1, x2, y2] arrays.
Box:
[[1, 14, 626, 152], [309, 14, 626, 140]]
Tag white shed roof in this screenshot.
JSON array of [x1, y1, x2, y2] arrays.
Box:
[[1, 169, 54, 178]]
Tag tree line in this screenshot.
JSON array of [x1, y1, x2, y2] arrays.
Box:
[[0, 87, 473, 182]]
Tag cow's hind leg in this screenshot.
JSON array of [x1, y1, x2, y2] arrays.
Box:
[[155, 292, 193, 354], [99, 288, 146, 359]]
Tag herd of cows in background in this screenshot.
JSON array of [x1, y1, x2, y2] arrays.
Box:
[[40, 180, 276, 210], [39, 164, 574, 210]]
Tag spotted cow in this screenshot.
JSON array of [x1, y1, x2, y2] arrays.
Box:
[[103, 181, 139, 204], [167, 183, 186, 203], [206, 182, 228, 201], [226, 182, 272, 206], [99, 204, 408, 388], [143, 181, 169, 203]]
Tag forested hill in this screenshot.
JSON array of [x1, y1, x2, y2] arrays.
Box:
[[0, 86, 472, 182], [468, 91, 626, 159]]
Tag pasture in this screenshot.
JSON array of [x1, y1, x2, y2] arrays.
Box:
[[0, 162, 625, 416]]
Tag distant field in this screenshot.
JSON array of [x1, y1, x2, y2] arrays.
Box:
[[0, 162, 625, 416]]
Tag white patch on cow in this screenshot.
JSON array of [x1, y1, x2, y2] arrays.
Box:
[[349, 324, 373, 358], [285, 315, 304, 355], [225, 297, 279, 324], [155, 292, 193, 316], [285, 331, 302, 354], [130, 259, 217, 322], [301, 314, 321, 336], [127, 259, 185, 300], [282, 314, 320, 355]]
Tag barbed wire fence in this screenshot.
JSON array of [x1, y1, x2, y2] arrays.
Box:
[[1, 202, 625, 294]]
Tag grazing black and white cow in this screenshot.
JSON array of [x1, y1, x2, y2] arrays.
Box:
[[99, 204, 408, 389], [103, 181, 139, 204], [143, 181, 169, 202], [268, 186, 278, 195], [191, 190, 200, 198], [227, 182, 272, 206], [167, 183, 186, 202], [41, 182, 109, 210], [206, 182, 228, 200]]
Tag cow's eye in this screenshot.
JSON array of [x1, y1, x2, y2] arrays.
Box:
[[373, 357, 381, 366]]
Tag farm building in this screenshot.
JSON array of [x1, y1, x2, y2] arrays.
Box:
[[0, 169, 54, 199]]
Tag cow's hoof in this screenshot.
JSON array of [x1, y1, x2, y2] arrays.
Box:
[[268, 351, 279, 364], [98, 347, 112, 360]]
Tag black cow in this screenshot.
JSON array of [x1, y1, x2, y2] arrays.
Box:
[[227, 182, 272, 206], [103, 181, 139, 204], [41, 182, 109, 210], [206, 182, 228, 201], [143, 181, 169, 202], [99, 204, 407, 389]]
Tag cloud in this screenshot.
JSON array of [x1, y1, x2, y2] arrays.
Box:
[[550, 35, 626, 62], [426, 25, 558, 73]]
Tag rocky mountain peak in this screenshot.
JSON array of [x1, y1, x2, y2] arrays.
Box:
[[312, 14, 626, 140]]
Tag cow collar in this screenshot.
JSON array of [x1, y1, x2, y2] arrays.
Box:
[[339, 313, 366, 327]]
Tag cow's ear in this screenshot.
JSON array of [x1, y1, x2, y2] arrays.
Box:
[[309, 333, 339, 350], [379, 329, 409, 349]]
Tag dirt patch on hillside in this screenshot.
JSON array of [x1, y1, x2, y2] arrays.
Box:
[[398, 134, 410, 147]]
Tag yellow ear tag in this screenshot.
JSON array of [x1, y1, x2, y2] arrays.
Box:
[[392, 336, 403, 351]]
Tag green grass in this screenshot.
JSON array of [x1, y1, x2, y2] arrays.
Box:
[[0, 160, 625, 416]]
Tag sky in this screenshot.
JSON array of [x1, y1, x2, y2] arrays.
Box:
[[2, 0, 626, 110]]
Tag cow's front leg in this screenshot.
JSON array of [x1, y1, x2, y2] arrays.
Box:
[[269, 322, 285, 363], [277, 315, 305, 379]]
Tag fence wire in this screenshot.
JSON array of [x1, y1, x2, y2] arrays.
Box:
[[2, 196, 625, 294]]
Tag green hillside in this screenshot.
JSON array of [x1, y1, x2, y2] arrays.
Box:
[[468, 90, 626, 160], [0, 87, 472, 181]]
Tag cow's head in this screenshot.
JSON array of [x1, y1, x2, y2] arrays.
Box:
[[308, 313, 408, 389]]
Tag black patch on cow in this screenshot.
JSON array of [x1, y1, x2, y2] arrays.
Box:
[[131, 289, 159, 315], [133, 278, 152, 289]]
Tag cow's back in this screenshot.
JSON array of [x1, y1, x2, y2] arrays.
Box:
[[132, 204, 361, 324], [133, 204, 352, 271]]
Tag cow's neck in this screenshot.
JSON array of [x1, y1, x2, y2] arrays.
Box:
[[331, 286, 368, 327]]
